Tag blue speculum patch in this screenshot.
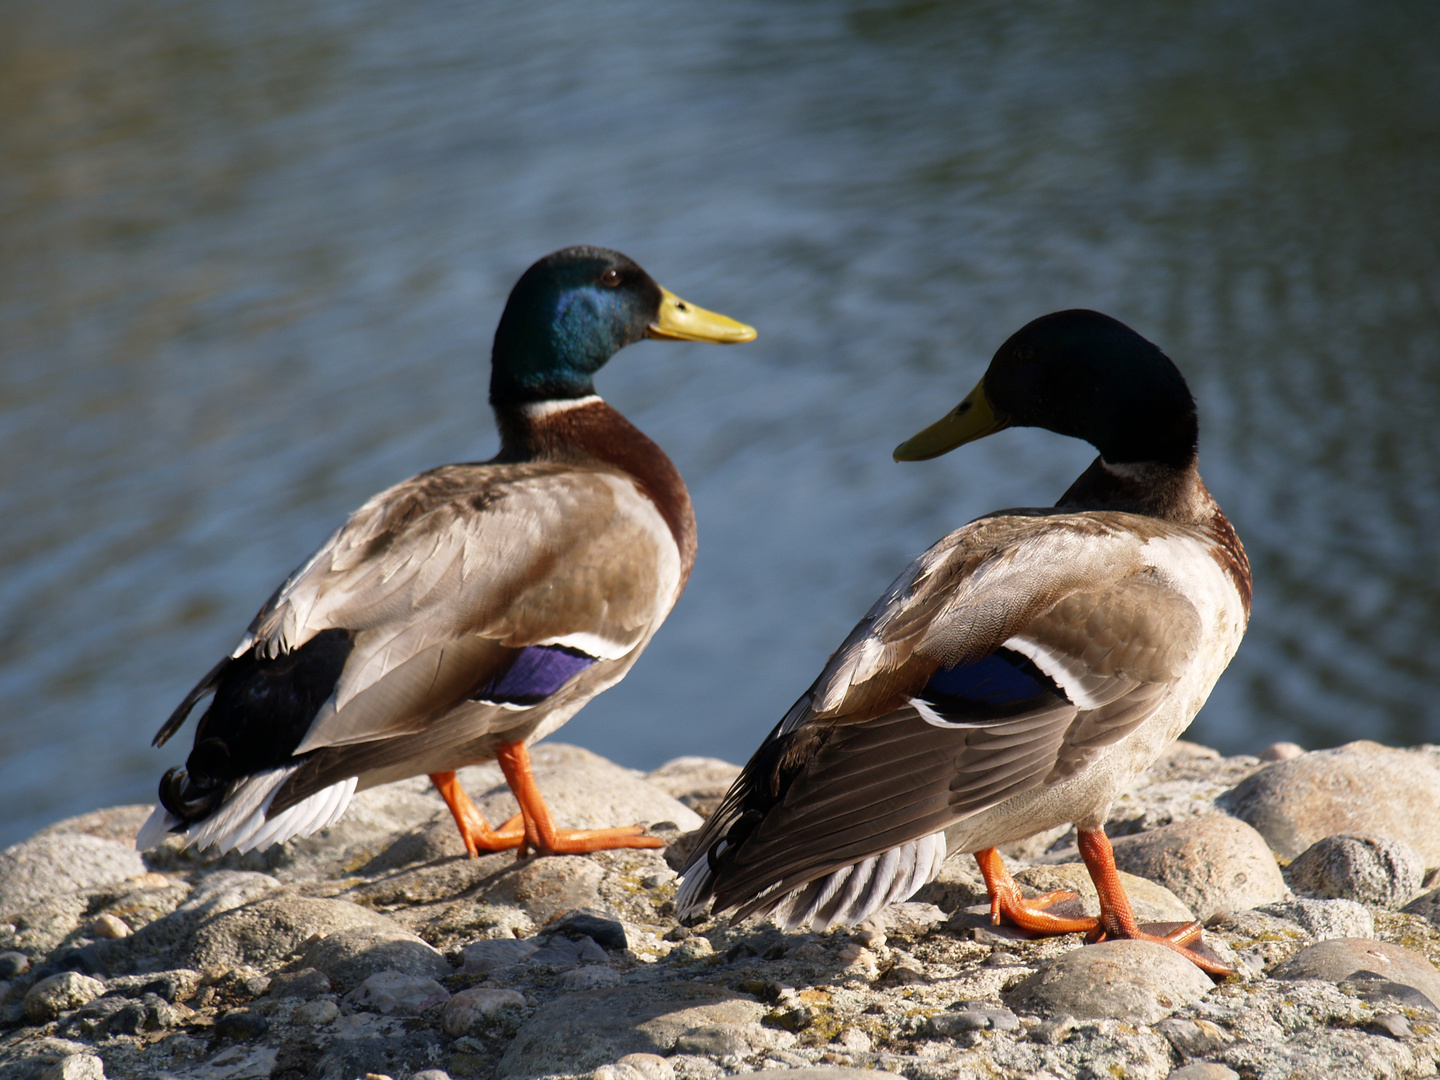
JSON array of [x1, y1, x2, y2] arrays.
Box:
[[475, 645, 596, 706], [921, 651, 1049, 706]]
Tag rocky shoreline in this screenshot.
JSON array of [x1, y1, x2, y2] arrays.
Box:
[[1, 739, 1438, 1080]]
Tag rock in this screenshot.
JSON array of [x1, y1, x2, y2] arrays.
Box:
[[1218, 741, 1440, 862], [342, 970, 450, 1015], [24, 972, 107, 1023], [213, 1008, 269, 1039], [461, 938, 540, 974], [289, 918, 453, 989], [1155, 1016, 1233, 1056], [482, 857, 607, 925], [498, 983, 766, 1078], [561, 965, 622, 990], [0, 833, 147, 920], [544, 909, 628, 950], [527, 935, 608, 968], [644, 757, 741, 818], [293, 998, 340, 1026], [1167, 1066, 1239, 1080], [745, 1072, 904, 1080], [1253, 898, 1374, 940], [441, 987, 527, 1036], [1287, 834, 1424, 909], [1015, 863, 1197, 924], [1258, 742, 1305, 762], [1401, 887, 1440, 928], [266, 967, 330, 999], [412, 1072, 452, 1080], [1273, 938, 1440, 1011], [592, 1054, 673, 1080], [926, 1005, 1020, 1036], [1109, 815, 1286, 921], [1004, 940, 1215, 1023], [84, 914, 129, 940], [0, 951, 30, 977], [40, 1054, 107, 1080]]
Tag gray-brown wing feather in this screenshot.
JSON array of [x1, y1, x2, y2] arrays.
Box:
[[225, 463, 673, 755], [684, 511, 1205, 921]]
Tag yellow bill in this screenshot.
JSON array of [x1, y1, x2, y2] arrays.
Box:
[[647, 287, 757, 344], [893, 377, 1010, 461]]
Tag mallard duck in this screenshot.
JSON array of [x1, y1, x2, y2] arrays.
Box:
[[136, 246, 755, 857], [676, 310, 1250, 974]]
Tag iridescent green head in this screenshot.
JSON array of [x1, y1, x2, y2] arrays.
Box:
[[490, 246, 755, 406], [894, 309, 1197, 468]]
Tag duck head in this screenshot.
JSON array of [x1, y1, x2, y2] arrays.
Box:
[[490, 246, 755, 406], [894, 309, 1197, 469]]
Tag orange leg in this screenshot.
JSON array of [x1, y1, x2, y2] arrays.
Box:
[[1077, 827, 1230, 976], [495, 741, 665, 856], [429, 771, 526, 857], [974, 847, 1099, 935]]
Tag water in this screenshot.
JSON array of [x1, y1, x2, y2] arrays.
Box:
[[2, 0, 1437, 849]]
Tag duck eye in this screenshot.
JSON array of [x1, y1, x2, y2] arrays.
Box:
[[599, 268, 622, 287]]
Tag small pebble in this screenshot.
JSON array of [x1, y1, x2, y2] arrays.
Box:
[[293, 999, 340, 1026], [1371, 1012, 1411, 1039], [0, 952, 29, 978], [85, 914, 129, 940], [1258, 741, 1304, 761], [1167, 1065, 1240, 1080]]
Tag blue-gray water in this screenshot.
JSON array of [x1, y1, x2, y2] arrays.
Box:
[[2, 1, 1437, 849]]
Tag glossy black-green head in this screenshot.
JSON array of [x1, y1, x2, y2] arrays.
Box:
[[894, 309, 1197, 467], [489, 246, 755, 406]]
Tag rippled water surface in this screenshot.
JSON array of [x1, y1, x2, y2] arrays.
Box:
[[2, 1, 1437, 847]]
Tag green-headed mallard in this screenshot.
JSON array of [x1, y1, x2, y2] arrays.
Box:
[[676, 310, 1249, 974], [137, 246, 755, 857]]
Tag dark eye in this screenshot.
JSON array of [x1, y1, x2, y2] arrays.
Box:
[[599, 268, 622, 287]]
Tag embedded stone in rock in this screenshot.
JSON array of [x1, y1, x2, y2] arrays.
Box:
[[461, 938, 540, 975], [481, 855, 606, 925], [527, 934, 608, 969], [342, 970, 450, 1015], [294, 924, 452, 989], [1217, 741, 1440, 862], [187, 894, 434, 978], [744, 1071, 906, 1080], [266, 967, 331, 999], [1287, 834, 1424, 909], [41, 1053, 108, 1080], [1254, 898, 1374, 940], [1015, 863, 1196, 924], [1155, 1016, 1233, 1056], [0, 833, 147, 920], [497, 983, 765, 1079], [1401, 887, 1440, 928], [1108, 815, 1286, 921], [293, 999, 340, 1026], [461, 743, 704, 839], [1273, 938, 1440, 1012], [1167, 1065, 1240, 1080], [24, 972, 107, 1023], [441, 987, 527, 1036], [1003, 940, 1215, 1024]]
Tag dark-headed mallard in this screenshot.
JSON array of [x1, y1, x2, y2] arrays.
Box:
[[137, 246, 755, 857], [676, 310, 1250, 974]]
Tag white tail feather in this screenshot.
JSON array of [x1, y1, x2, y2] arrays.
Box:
[[133, 768, 358, 855]]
